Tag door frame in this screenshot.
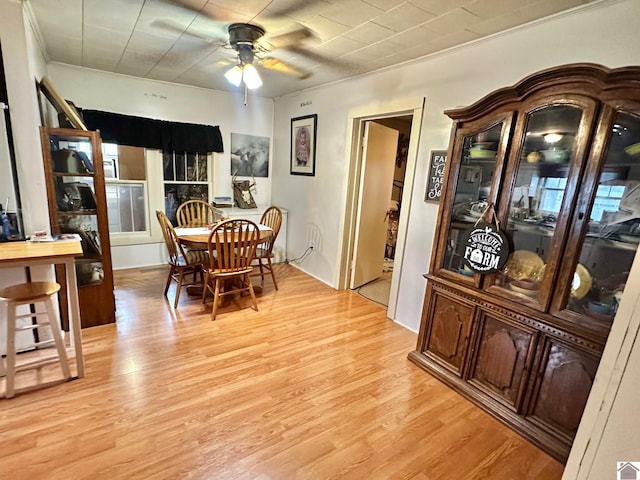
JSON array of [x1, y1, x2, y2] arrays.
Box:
[[336, 98, 425, 319]]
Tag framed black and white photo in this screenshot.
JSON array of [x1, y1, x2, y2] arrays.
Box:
[[230, 133, 270, 177], [290, 114, 317, 176]]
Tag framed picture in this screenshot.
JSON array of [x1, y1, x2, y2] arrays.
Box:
[[230, 133, 270, 177], [290, 114, 317, 176], [425, 150, 447, 202]]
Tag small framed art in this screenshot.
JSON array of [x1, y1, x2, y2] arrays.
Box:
[[425, 150, 447, 202], [290, 114, 317, 176]]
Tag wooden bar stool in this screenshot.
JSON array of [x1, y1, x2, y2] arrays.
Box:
[[0, 281, 72, 398]]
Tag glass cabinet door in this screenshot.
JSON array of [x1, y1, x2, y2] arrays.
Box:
[[553, 110, 640, 326], [437, 117, 511, 281], [490, 100, 598, 309], [47, 132, 106, 287]]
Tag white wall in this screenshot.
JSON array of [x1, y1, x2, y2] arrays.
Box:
[[271, 0, 640, 333], [45, 64, 275, 268], [0, 0, 49, 237]]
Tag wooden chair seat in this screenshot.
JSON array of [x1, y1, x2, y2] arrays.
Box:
[[173, 249, 209, 267]]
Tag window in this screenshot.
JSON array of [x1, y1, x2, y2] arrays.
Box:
[[103, 144, 148, 234], [102, 147, 214, 246], [163, 152, 209, 225]]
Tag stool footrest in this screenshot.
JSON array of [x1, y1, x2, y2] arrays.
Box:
[[14, 356, 66, 373], [15, 312, 48, 320], [15, 340, 56, 354], [16, 322, 53, 332]]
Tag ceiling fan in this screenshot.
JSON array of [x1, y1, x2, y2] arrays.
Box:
[[223, 22, 311, 90], [155, 1, 338, 90]]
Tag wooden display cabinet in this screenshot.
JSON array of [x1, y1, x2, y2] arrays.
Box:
[[409, 64, 640, 462], [40, 127, 115, 328]]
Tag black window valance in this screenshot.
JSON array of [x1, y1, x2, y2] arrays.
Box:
[[81, 110, 224, 154]]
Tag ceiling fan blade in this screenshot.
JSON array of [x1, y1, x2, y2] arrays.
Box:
[[151, 19, 224, 43], [283, 45, 353, 72], [266, 27, 317, 49], [212, 58, 236, 68], [263, 0, 330, 20], [260, 57, 311, 79]]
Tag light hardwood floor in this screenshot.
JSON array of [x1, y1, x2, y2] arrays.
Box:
[[0, 264, 564, 479]]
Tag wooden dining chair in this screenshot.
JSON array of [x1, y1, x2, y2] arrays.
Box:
[[251, 206, 283, 290], [156, 210, 207, 308], [202, 219, 260, 320], [176, 199, 218, 227]]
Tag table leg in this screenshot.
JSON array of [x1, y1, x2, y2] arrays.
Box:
[[65, 258, 84, 378]]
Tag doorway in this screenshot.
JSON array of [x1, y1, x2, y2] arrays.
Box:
[[353, 117, 412, 306], [337, 101, 424, 319]]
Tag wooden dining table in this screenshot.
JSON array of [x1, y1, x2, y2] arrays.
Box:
[[174, 224, 273, 250], [174, 224, 273, 296]]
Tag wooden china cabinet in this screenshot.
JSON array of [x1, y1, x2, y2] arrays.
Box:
[[40, 127, 115, 328], [408, 64, 640, 462]]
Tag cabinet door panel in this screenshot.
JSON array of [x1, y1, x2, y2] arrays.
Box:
[[469, 313, 537, 410], [488, 97, 599, 312], [424, 292, 474, 375], [552, 107, 640, 332], [527, 338, 599, 438], [41, 127, 115, 328], [431, 112, 514, 285]]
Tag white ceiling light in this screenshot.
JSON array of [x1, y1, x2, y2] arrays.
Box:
[[544, 133, 564, 144], [225, 43, 262, 90], [224, 65, 243, 87], [241, 64, 262, 89]]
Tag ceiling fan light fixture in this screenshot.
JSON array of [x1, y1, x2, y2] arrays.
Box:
[[242, 63, 262, 89], [224, 65, 243, 87]]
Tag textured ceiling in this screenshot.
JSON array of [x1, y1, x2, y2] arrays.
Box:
[[27, 0, 601, 98]]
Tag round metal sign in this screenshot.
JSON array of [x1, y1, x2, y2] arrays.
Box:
[[461, 221, 511, 274]]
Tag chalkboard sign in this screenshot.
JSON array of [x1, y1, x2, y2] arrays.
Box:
[[425, 150, 447, 202]]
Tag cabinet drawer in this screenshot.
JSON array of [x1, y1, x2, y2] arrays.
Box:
[[468, 311, 538, 411], [424, 290, 475, 376]]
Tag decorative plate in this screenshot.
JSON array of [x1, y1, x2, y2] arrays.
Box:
[[469, 149, 497, 159], [571, 263, 592, 299], [624, 142, 640, 157], [504, 250, 545, 280]]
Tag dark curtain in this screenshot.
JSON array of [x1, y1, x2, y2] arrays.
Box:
[[81, 110, 224, 153]]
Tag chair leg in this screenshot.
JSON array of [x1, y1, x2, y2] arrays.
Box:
[[211, 279, 222, 321], [164, 265, 175, 296], [202, 271, 210, 304], [5, 301, 17, 399], [257, 259, 265, 285], [267, 258, 278, 290], [174, 269, 184, 308], [247, 275, 258, 312], [44, 296, 72, 380]]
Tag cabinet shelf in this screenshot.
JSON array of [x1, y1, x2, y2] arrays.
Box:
[[52, 171, 94, 177], [57, 210, 98, 216]]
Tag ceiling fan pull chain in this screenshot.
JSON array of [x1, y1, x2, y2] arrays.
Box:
[[244, 85, 248, 106]]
